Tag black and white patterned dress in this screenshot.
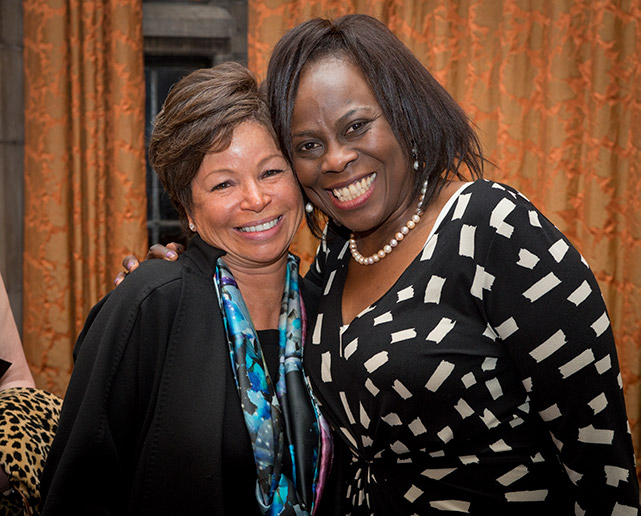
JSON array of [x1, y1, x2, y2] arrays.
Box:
[[304, 180, 639, 515]]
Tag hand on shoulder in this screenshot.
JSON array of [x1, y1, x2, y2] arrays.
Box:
[[113, 242, 185, 287]]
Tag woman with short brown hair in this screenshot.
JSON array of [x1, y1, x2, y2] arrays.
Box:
[[41, 62, 330, 515]]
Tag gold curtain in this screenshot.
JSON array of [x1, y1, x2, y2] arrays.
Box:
[[249, 0, 641, 471], [22, 0, 148, 397]]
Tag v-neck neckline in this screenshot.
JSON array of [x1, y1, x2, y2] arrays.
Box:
[[331, 181, 474, 330]]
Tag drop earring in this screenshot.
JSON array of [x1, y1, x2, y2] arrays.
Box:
[[412, 145, 420, 171], [417, 179, 429, 209], [305, 203, 314, 213]]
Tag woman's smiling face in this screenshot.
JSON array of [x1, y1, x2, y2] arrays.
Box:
[[188, 120, 303, 270], [290, 55, 415, 237]]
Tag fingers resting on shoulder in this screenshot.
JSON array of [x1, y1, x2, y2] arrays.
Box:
[[113, 242, 185, 287]]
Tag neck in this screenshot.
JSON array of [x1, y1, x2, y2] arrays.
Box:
[[350, 191, 425, 265], [222, 256, 289, 330]]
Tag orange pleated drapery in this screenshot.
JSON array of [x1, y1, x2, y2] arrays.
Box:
[[22, 0, 148, 396], [249, 0, 641, 472]]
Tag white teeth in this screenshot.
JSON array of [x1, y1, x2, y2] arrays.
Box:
[[238, 217, 280, 233], [332, 173, 376, 202]]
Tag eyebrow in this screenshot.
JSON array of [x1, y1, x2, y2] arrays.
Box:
[[291, 129, 317, 139], [256, 153, 286, 167], [204, 153, 286, 176], [291, 107, 374, 138]]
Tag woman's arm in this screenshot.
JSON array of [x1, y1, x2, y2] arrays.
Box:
[[483, 192, 639, 512], [0, 272, 34, 390], [40, 276, 176, 514]]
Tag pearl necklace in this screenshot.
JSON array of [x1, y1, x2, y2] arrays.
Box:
[[349, 181, 427, 266]]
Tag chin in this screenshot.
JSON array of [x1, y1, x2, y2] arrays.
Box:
[[246, 246, 290, 265]]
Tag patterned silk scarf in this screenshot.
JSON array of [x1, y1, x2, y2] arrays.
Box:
[[215, 254, 329, 515]]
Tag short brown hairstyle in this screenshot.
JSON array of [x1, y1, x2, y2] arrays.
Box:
[[148, 62, 276, 230]]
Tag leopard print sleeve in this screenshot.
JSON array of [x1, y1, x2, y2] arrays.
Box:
[[0, 387, 62, 516]]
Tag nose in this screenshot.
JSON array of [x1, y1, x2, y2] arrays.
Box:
[[322, 141, 358, 174], [240, 181, 271, 212]]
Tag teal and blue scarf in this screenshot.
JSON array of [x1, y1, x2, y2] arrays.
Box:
[[215, 254, 330, 515]]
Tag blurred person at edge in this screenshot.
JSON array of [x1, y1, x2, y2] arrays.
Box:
[[0, 273, 35, 393], [0, 272, 36, 493], [118, 15, 640, 515], [40, 62, 331, 515]]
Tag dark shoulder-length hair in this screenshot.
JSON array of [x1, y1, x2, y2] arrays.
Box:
[[266, 14, 484, 237], [149, 62, 276, 231]]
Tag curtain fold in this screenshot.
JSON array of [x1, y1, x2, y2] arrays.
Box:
[[249, 0, 641, 473], [22, 0, 148, 396]]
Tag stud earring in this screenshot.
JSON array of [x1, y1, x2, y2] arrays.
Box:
[[305, 203, 314, 213], [189, 223, 196, 232]]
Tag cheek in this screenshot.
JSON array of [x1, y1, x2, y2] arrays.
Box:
[[292, 159, 318, 188], [291, 185, 303, 206], [283, 180, 304, 211], [275, 173, 303, 206], [191, 197, 227, 227]]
